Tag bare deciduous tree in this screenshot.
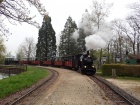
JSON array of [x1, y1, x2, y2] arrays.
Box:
[[126, 16, 140, 54], [16, 37, 36, 61], [89, 0, 112, 67], [128, 0, 140, 54], [111, 19, 126, 62], [0, 0, 47, 36], [0, 36, 6, 63], [129, 0, 140, 18], [16, 44, 25, 60], [120, 16, 139, 54], [90, 0, 113, 29]]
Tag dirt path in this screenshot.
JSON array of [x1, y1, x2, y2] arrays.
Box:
[[32, 67, 114, 105]]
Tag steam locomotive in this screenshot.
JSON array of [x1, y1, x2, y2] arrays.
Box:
[[78, 51, 96, 75], [5, 51, 96, 75]]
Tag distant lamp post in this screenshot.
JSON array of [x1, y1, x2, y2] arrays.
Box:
[[126, 50, 129, 59], [102, 56, 107, 64]]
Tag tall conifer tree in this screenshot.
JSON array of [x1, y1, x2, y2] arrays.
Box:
[[59, 16, 78, 56], [36, 15, 56, 60]]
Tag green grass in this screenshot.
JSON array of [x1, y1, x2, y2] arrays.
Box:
[[95, 69, 102, 76], [0, 66, 50, 99], [116, 76, 140, 81]]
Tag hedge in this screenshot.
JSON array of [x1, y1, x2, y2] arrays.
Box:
[[102, 64, 140, 77]]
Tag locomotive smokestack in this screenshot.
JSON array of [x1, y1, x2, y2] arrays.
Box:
[[87, 50, 89, 55]]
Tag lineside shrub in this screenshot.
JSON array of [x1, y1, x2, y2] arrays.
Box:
[[102, 64, 140, 77]]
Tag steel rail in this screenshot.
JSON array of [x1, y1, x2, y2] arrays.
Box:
[[90, 76, 140, 105], [9, 68, 59, 105]]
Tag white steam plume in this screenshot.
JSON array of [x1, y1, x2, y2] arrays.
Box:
[[80, 10, 113, 50], [78, 10, 95, 36], [71, 29, 79, 41], [85, 35, 106, 50], [84, 22, 113, 50], [71, 10, 113, 50]]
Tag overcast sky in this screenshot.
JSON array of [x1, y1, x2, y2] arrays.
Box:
[[4, 0, 138, 56]]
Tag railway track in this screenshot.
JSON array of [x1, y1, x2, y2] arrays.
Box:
[[1, 67, 140, 105], [90, 76, 140, 105], [0, 68, 59, 105]]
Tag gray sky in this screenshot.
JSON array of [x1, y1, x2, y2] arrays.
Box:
[[4, 0, 138, 56]]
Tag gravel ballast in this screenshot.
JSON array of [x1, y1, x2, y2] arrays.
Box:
[[32, 67, 114, 105]]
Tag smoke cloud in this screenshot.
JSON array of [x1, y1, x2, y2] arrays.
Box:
[[71, 29, 79, 41], [85, 35, 106, 50], [85, 24, 113, 50], [70, 10, 113, 50], [78, 11, 113, 50], [78, 10, 95, 36]]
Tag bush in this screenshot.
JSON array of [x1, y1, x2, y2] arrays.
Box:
[[102, 64, 140, 77]]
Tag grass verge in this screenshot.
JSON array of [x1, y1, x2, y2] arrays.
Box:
[[0, 66, 49, 99]]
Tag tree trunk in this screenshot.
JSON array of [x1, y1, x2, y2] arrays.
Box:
[[107, 44, 110, 64], [133, 43, 135, 54], [99, 48, 102, 69], [137, 43, 140, 54]]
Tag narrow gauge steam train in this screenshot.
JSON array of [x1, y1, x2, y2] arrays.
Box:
[[5, 51, 96, 75]]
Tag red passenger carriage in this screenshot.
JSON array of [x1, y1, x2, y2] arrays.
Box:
[[52, 57, 63, 67], [42, 60, 52, 66]]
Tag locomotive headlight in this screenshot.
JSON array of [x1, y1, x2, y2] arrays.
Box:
[[92, 65, 94, 68], [84, 66, 86, 68]]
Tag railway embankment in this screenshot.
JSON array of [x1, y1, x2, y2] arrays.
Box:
[[0, 66, 50, 101], [0, 65, 27, 75]]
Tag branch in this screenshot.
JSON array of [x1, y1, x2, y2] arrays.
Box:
[[0, 0, 47, 36]]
